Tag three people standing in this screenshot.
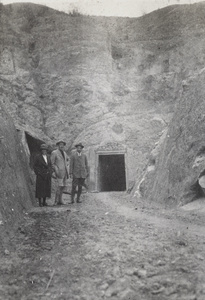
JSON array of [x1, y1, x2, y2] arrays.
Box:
[[34, 141, 89, 206]]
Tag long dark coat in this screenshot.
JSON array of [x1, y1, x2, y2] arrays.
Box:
[[33, 154, 52, 198]]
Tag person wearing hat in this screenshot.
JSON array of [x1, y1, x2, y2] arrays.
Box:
[[51, 140, 70, 205], [33, 143, 52, 207], [69, 143, 89, 203]]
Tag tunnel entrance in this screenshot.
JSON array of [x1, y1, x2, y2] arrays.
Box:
[[25, 132, 45, 169], [98, 154, 126, 192]]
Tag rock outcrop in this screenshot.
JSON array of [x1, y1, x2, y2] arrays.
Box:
[[139, 70, 205, 206], [0, 100, 35, 249]]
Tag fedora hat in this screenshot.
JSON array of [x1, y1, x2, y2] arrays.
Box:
[[40, 143, 48, 150], [56, 140, 66, 146], [75, 142, 84, 148]]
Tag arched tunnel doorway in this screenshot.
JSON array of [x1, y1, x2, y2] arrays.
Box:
[[25, 132, 45, 169]]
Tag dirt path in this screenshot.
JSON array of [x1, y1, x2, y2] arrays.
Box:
[[0, 192, 205, 300]]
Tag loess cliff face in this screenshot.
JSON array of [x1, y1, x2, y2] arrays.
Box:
[[141, 71, 205, 206], [0, 100, 35, 249], [1, 2, 205, 199]]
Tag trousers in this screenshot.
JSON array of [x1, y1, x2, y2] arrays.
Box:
[[71, 177, 85, 200]]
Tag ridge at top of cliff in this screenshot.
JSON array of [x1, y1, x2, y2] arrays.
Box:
[[2, 1, 205, 40]]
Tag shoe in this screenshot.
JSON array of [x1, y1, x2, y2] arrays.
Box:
[[63, 191, 71, 195], [58, 202, 65, 205], [76, 199, 82, 203], [43, 202, 48, 206]]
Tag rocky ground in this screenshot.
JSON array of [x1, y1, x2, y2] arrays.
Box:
[[0, 192, 205, 300]]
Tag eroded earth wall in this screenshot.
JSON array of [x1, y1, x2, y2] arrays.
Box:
[[0, 101, 35, 248], [140, 71, 205, 206]]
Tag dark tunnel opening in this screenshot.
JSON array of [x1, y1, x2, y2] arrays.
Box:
[[98, 154, 126, 192], [25, 132, 45, 169]]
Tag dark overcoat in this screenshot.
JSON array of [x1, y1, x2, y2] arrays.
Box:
[[33, 154, 52, 198], [69, 152, 89, 178]]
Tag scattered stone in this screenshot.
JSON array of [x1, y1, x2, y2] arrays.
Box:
[[177, 230, 181, 237], [151, 286, 165, 294], [119, 288, 135, 300], [178, 266, 189, 273], [4, 249, 10, 255], [133, 269, 147, 278], [171, 257, 181, 264], [42, 246, 52, 251], [106, 278, 116, 286], [125, 268, 135, 276], [176, 240, 187, 246], [156, 260, 166, 266], [8, 278, 18, 285], [105, 278, 129, 297], [112, 266, 121, 278], [99, 283, 109, 290], [18, 226, 26, 234], [84, 254, 92, 260], [195, 254, 204, 260]]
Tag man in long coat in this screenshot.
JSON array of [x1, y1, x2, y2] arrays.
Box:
[[33, 144, 52, 207], [69, 143, 89, 203], [51, 140, 70, 205]]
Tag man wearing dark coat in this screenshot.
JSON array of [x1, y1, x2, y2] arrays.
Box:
[[69, 143, 89, 203], [33, 144, 52, 207]]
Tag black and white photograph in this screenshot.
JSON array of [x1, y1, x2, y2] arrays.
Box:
[[0, 0, 205, 299]]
